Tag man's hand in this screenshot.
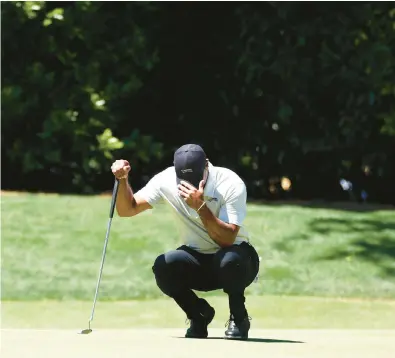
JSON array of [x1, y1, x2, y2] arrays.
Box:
[[178, 180, 205, 211], [179, 179, 240, 247], [111, 159, 131, 180]]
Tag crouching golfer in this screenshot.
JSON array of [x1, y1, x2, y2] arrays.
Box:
[[111, 144, 260, 340]]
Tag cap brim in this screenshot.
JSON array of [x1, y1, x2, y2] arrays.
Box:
[[176, 171, 204, 189]]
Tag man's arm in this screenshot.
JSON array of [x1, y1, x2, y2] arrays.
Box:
[[197, 204, 240, 247], [178, 180, 246, 247], [116, 178, 152, 217], [111, 159, 153, 217]]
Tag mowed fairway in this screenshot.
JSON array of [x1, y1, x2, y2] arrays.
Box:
[[1, 192, 395, 357], [2, 296, 395, 329], [2, 192, 395, 300]]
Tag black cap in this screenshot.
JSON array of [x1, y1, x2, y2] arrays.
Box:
[[174, 144, 207, 188]]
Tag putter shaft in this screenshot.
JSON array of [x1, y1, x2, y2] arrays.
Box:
[[81, 179, 119, 334], [89, 218, 113, 323]]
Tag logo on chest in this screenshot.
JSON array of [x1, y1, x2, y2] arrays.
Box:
[[205, 197, 218, 203]]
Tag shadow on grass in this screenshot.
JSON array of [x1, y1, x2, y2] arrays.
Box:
[[275, 217, 395, 277], [309, 218, 395, 236], [311, 219, 395, 276], [250, 200, 395, 213], [175, 337, 304, 343]]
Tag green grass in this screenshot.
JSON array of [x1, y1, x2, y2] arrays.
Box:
[[2, 296, 395, 329], [1, 193, 395, 300]]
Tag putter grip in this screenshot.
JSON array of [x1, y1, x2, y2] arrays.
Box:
[[109, 179, 120, 218]]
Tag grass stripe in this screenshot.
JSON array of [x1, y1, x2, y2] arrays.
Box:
[[2, 295, 395, 330]]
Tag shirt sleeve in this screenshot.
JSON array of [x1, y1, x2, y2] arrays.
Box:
[[134, 173, 163, 207], [218, 182, 247, 226]]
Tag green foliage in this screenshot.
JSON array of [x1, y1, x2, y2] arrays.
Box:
[[231, 3, 395, 188], [1, 2, 394, 201], [1, 1, 162, 192]]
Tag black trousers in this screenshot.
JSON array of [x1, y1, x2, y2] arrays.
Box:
[[152, 241, 260, 321]]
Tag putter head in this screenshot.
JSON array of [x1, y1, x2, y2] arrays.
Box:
[[79, 320, 92, 334], [79, 328, 92, 334]]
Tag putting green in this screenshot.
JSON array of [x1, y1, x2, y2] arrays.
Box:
[[1, 329, 394, 358], [2, 296, 395, 329]]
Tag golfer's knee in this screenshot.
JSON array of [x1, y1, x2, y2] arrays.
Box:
[[152, 250, 181, 280], [152, 254, 171, 278], [152, 251, 185, 295], [218, 251, 243, 271], [152, 254, 164, 272], [152, 254, 171, 292], [216, 251, 246, 291]]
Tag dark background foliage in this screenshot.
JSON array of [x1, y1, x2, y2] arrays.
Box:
[[2, 1, 394, 204]]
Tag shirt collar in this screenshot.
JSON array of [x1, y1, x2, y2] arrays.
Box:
[[204, 162, 216, 198]]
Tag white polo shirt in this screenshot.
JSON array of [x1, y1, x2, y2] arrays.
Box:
[[134, 162, 250, 254]]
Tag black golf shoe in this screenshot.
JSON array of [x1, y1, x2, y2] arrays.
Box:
[[224, 314, 251, 340], [185, 300, 215, 339]]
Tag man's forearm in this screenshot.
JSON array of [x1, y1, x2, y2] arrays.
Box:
[[197, 203, 238, 247], [116, 178, 137, 216]]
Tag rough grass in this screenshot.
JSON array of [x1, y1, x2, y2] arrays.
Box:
[[1, 193, 395, 300]]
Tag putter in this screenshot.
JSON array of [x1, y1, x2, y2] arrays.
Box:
[[80, 178, 120, 334]]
